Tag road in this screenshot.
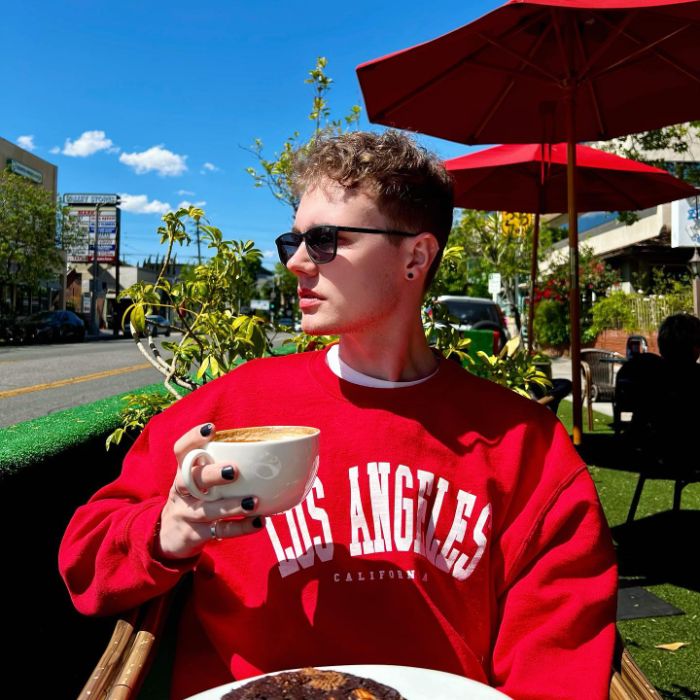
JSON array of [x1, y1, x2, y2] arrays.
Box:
[[0, 329, 294, 429], [0, 335, 179, 428]]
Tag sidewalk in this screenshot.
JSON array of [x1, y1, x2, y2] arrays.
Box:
[[549, 355, 614, 417]]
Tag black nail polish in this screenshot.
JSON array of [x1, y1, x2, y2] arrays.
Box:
[[252, 516, 263, 528], [200, 423, 213, 437], [221, 465, 235, 480], [242, 497, 255, 511]]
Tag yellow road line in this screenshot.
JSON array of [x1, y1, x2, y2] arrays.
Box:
[[0, 363, 151, 399]]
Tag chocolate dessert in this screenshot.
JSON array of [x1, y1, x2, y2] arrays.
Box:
[[221, 667, 406, 699]]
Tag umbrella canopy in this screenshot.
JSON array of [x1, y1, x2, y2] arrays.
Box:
[[446, 143, 697, 212], [356, 0, 700, 443], [444, 142, 697, 351], [356, 0, 700, 145]]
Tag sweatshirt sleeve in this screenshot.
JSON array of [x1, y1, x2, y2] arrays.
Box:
[[491, 427, 618, 700], [58, 416, 198, 617]]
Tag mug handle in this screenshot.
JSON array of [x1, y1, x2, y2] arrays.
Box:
[[180, 448, 216, 501]]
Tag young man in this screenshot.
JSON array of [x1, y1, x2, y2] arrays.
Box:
[[60, 131, 617, 699]]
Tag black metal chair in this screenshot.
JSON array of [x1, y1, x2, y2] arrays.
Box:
[[581, 348, 625, 402]]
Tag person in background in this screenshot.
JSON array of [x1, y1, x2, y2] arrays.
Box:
[[59, 131, 617, 700]]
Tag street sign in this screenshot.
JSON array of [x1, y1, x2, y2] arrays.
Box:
[[488, 273, 501, 295], [63, 193, 120, 205], [250, 299, 270, 311]]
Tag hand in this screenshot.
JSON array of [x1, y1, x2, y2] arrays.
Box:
[[156, 422, 264, 560]]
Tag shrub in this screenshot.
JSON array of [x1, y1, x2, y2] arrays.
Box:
[[533, 299, 569, 349], [589, 291, 637, 337]]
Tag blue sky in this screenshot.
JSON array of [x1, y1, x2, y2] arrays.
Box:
[[2, 0, 501, 268]]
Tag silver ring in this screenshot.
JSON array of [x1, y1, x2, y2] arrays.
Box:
[[210, 520, 222, 541]]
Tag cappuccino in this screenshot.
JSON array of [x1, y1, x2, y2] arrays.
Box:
[[215, 426, 318, 443]]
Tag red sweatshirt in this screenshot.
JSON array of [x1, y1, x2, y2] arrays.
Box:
[[59, 348, 617, 700]]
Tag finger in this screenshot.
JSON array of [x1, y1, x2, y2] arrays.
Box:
[[189, 459, 237, 490], [197, 496, 258, 521], [174, 423, 215, 462], [211, 516, 266, 541]]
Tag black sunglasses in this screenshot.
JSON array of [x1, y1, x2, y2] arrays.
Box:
[[275, 225, 419, 265]]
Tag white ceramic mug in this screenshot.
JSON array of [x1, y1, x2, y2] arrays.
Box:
[[180, 426, 320, 515]]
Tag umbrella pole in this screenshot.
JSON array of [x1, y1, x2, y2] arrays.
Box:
[[527, 210, 541, 354], [566, 97, 583, 445]]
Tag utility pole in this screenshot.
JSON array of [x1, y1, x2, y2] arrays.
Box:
[[89, 202, 103, 335], [114, 198, 122, 336]]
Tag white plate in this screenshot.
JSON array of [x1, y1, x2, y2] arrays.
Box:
[[186, 664, 512, 699]]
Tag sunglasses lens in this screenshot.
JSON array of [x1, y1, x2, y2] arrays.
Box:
[[275, 233, 301, 265], [306, 226, 336, 264]]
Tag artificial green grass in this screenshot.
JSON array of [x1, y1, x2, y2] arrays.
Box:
[[0, 383, 168, 475], [557, 399, 700, 698]]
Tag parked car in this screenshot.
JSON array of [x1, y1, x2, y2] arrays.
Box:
[[13, 310, 86, 344], [145, 314, 171, 337], [434, 295, 510, 351]]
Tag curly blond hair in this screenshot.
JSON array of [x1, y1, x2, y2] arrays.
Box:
[[292, 130, 454, 284]]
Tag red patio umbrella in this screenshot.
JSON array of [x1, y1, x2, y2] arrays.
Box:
[[356, 0, 700, 443], [444, 142, 698, 351]]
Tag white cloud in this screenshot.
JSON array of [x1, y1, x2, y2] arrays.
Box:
[[49, 146, 60, 154], [62, 130, 114, 157], [177, 189, 195, 196], [119, 193, 171, 215], [119, 145, 187, 176], [262, 249, 276, 259], [178, 200, 207, 209], [201, 161, 220, 174], [17, 135, 36, 151]]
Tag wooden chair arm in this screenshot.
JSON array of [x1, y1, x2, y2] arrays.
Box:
[[78, 590, 175, 700], [610, 630, 663, 700], [77, 618, 135, 700]]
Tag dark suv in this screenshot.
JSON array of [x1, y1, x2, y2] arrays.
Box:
[[434, 295, 510, 350]]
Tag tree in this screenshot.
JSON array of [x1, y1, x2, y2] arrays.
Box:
[[245, 57, 361, 217], [430, 209, 533, 313], [0, 169, 75, 304]]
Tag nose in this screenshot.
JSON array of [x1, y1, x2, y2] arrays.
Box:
[[286, 240, 318, 277]]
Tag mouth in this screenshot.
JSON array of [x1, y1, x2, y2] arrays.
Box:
[[298, 287, 324, 310]]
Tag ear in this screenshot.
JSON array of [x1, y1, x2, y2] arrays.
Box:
[[404, 233, 439, 281]]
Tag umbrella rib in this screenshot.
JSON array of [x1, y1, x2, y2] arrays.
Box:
[[574, 11, 637, 84], [590, 16, 700, 85], [476, 29, 560, 84], [572, 18, 607, 140], [370, 8, 551, 129], [472, 26, 553, 142]]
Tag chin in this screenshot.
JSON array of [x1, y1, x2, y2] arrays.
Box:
[[301, 313, 342, 336]]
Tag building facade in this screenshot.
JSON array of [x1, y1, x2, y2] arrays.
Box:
[[0, 136, 62, 316]]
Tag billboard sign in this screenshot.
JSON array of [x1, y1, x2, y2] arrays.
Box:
[[66, 206, 118, 263], [671, 195, 700, 248]]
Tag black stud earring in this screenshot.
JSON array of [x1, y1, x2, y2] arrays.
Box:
[[407, 272, 414, 280]]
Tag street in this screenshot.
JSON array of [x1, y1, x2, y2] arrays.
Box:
[[0, 336, 172, 428], [0, 329, 295, 429]]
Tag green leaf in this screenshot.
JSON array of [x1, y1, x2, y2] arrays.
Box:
[[131, 304, 146, 334], [196, 356, 210, 380]]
